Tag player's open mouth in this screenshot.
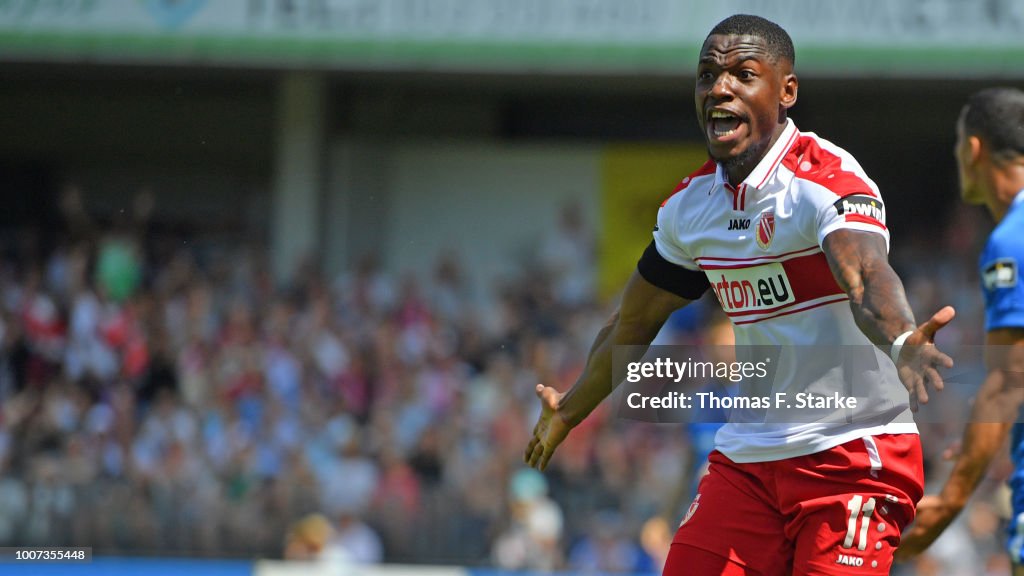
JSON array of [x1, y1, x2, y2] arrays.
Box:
[[708, 109, 743, 139]]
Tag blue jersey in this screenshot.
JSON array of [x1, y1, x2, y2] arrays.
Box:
[[982, 192, 1024, 332], [985, 192, 1024, 560]]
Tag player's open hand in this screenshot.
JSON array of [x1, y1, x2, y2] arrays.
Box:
[[524, 384, 572, 471], [894, 494, 961, 561], [897, 306, 956, 412]]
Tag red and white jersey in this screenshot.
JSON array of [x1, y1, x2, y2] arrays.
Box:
[[654, 119, 915, 463]]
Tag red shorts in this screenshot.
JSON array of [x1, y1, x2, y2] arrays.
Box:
[[665, 434, 923, 576]]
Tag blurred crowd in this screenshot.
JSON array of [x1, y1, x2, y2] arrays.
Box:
[[0, 186, 1010, 575]]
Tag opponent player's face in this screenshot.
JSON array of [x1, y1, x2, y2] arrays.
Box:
[[955, 113, 984, 205], [695, 34, 795, 170]]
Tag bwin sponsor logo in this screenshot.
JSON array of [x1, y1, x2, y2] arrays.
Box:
[[834, 195, 886, 224], [842, 199, 884, 221]]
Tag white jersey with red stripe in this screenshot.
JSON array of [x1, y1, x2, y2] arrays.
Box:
[[654, 119, 915, 463]]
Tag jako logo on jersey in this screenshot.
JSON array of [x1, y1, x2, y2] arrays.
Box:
[[728, 218, 751, 230], [709, 262, 795, 312], [836, 554, 864, 567], [833, 195, 886, 225], [755, 211, 775, 250], [983, 258, 1018, 290]]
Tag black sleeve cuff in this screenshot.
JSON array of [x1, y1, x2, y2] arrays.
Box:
[[637, 241, 710, 300]]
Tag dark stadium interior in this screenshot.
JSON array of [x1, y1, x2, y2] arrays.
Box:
[[0, 64, 988, 242]]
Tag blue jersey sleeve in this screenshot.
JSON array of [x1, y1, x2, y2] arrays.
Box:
[[981, 227, 1024, 331]]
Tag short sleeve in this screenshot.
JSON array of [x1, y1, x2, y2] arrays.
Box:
[[637, 241, 710, 300], [806, 186, 890, 251], [652, 191, 701, 271], [784, 137, 889, 250], [981, 234, 1024, 331]]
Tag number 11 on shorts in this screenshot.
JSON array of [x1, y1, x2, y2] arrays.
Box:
[[843, 495, 876, 550]]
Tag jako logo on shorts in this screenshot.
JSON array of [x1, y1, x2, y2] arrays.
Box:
[[835, 553, 864, 567]]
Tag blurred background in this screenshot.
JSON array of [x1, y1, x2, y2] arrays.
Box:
[[0, 1, 1021, 575]]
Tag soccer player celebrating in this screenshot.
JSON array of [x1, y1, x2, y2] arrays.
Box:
[[524, 14, 956, 575], [896, 88, 1024, 572]]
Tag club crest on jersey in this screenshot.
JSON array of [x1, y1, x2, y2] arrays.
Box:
[[983, 258, 1018, 290], [755, 210, 775, 250]]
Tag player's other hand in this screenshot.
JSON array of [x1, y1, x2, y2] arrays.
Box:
[[897, 306, 956, 412], [894, 494, 961, 561], [524, 384, 572, 471]]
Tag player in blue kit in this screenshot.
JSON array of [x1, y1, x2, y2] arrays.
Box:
[[897, 88, 1024, 572]]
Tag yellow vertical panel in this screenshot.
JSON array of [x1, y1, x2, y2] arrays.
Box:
[[599, 144, 709, 300]]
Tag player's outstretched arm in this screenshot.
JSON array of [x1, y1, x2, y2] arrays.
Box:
[[524, 270, 689, 471], [896, 328, 1024, 561], [823, 229, 955, 411]]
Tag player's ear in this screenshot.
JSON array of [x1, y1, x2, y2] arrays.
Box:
[[780, 73, 798, 110], [968, 135, 983, 166]]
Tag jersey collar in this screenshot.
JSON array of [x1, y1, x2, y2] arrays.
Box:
[[714, 119, 799, 191]]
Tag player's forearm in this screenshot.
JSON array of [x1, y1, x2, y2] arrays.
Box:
[[558, 316, 663, 427], [558, 337, 615, 427], [823, 231, 916, 346], [587, 311, 618, 359], [939, 370, 1015, 508], [848, 263, 916, 347], [557, 269, 689, 427], [940, 423, 1010, 509], [558, 316, 617, 426]]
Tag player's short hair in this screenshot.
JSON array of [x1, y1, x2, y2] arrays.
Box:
[[707, 14, 795, 65], [963, 87, 1024, 162]]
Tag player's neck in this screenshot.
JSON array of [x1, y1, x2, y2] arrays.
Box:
[[988, 163, 1024, 223], [724, 123, 788, 186], [724, 166, 752, 187]]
